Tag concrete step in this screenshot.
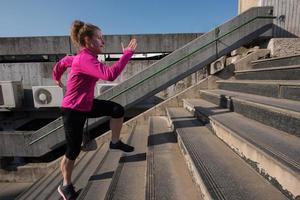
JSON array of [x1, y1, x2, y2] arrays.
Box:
[[235, 65, 300, 80], [0, 156, 61, 183], [182, 98, 300, 199], [15, 136, 120, 200], [147, 116, 202, 200], [0, 182, 31, 200], [251, 54, 300, 69], [166, 107, 288, 200], [74, 133, 131, 200], [94, 123, 149, 200], [217, 79, 300, 101], [199, 89, 300, 137]]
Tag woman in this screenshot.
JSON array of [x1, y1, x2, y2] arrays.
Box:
[[53, 20, 137, 200]]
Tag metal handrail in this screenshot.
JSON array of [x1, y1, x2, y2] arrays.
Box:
[[108, 15, 275, 101]]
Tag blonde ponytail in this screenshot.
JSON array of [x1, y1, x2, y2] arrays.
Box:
[[70, 20, 100, 47]]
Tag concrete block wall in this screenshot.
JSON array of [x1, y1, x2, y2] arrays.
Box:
[[0, 33, 203, 56], [239, 0, 300, 37], [0, 33, 205, 109], [267, 38, 300, 57]]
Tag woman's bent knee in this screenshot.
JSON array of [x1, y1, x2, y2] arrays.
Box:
[[111, 104, 124, 118], [65, 148, 80, 160]]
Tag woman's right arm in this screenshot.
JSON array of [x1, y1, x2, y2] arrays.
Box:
[[81, 49, 134, 81], [80, 39, 137, 81], [52, 55, 74, 87]]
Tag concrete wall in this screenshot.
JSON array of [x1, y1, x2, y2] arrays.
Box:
[[0, 33, 203, 56], [267, 38, 300, 57], [0, 62, 57, 89], [261, 0, 300, 37], [0, 61, 156, 89], [238, 0, 300, 37], [238, 0, 260, 13], [0, 59, 207, 107], [0, 33, 207, 109]]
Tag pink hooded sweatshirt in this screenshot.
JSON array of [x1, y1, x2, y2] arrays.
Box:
[[52, 47, 134, 111]]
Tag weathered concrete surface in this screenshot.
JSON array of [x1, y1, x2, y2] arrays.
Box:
[[0, 62, 58, 89], [72, 33, 203, 54], [251, 54, 300, 69], [0, 182, 31, 200], [168, 106, 288, 200], [99, 7, 273, 109], [238, 0, 260, 14], [217, 80, 300, 101], [0, 61, 156, 89], [0, 159, 58, 182], [0, 60, 206, 109], [235, 65, 300, 80], [232, 49, 270, 71], [199, 89, 300, 137], [267, 38, 300, 57], [148, 116, 203, 200], [239, 0, 300, 37], [0, 33, 203, 55], [183, 98, 299, 198], [0, 7, 274, 157], [0, 36, 71, 55]]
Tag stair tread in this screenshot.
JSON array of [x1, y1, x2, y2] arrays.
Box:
[[77, 135, 130, 200], [105, 123, 149, 200], [202, 89, 300, 114], [48, 143, 109, 200], [183, 98, 300, 173], [23, 141, 108, 200], [216, 79, 300, 85], [251, 54, 300, 64], [148, 116, 203, 200], [0, 182, 31, 200], [167, 107, 288, 200], [235, 64, 300, 73]]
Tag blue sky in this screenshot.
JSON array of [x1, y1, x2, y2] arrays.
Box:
[[0, 0, 238, 37]]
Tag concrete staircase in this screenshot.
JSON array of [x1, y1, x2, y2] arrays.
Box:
[[0, 6, 274, 157], [16, 54, 300, 199], [16, 117, 203, 200], [174, 55, 300, 199], [12, 6, 300, 200]]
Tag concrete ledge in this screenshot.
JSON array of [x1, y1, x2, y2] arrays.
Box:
[[199, 90, 300, 137], [217, 80, 300, 100], [267, 38, 300, 57], [235, 65, 300, 80], [233, 49, 270, 71], [0, 36, 71, 55], [251, 53, 300, 69], [0, 129, 112, 183], [0, 33, 203, 55]]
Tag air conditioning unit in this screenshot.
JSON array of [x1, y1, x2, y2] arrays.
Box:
[[32, 86, 63, 108], [0, 81, 23, 108], [210, 56, 226, 75], [95, 83, 118, 97]]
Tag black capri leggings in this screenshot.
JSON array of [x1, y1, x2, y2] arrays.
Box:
[[62, 99, 124, 160]]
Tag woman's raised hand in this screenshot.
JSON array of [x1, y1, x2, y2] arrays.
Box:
[[125, 38, 137, 52]]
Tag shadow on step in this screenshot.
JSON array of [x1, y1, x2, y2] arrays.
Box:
[[89, 171, 115, 181], [148, 132, 177, 146], [119, 153, 147, 163]]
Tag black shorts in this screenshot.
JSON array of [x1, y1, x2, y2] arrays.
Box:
[[61, 99, 124, 160]]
